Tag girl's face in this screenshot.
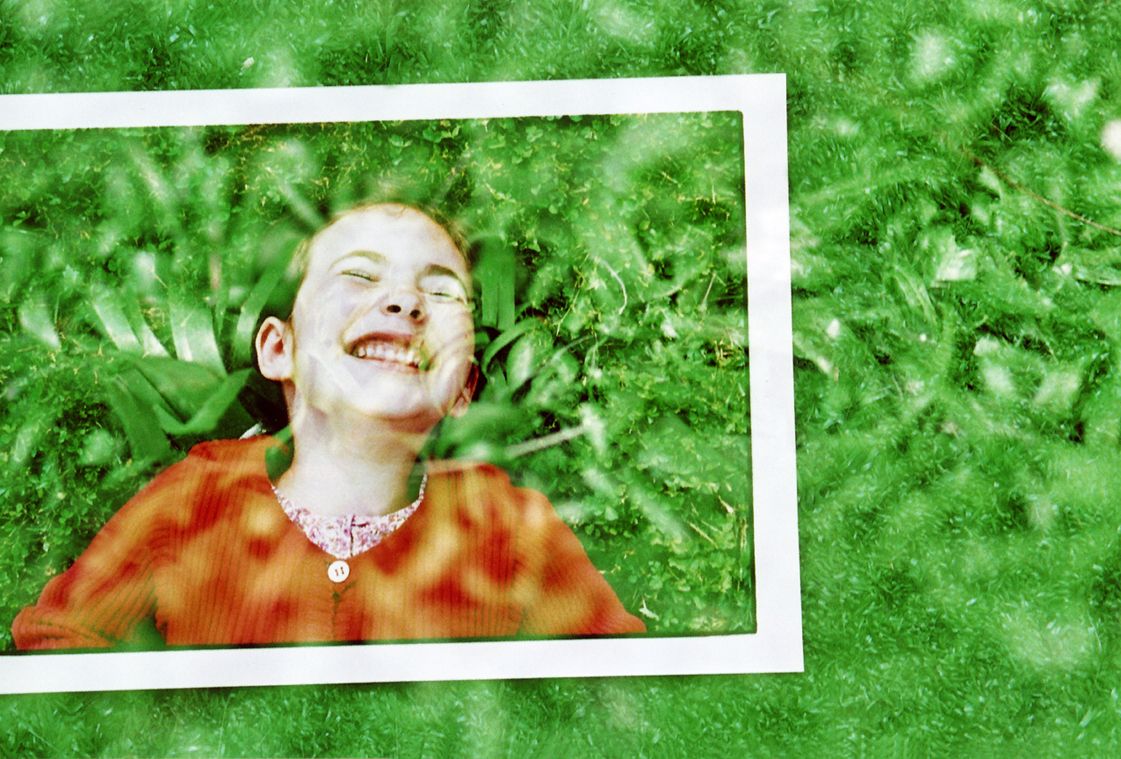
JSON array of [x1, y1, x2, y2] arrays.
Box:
[[259, 205, 475, 433]]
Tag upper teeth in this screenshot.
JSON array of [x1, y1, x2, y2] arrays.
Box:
[[352, 340, 420, 367]]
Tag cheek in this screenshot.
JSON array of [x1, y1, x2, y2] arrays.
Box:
[[294, 294, 358, 346], [429, 319, 474, 385], [431, 308, 474, 348], [447, 325, 476, 368]]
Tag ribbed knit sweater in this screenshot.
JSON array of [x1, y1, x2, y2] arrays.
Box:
[[12, 437, 645, 649]]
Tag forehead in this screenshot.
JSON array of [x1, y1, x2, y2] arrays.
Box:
[[306, 206, 469, 277]]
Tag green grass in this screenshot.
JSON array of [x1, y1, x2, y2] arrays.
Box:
[[4, 0, 1121, 755], [0, 110, 751, 645]]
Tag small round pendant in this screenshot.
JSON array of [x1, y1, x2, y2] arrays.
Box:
[[327, 559, 350, 583]]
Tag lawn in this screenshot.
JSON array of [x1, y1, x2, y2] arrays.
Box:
[[3, 0, 1121, 755]]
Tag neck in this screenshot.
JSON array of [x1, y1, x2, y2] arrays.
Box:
[[275, 404, 432, 517]]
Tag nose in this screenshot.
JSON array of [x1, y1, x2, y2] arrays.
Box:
[[380, 287, 425, 322]]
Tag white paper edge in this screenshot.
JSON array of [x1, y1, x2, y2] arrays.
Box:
[[0, 75, 801, 693]]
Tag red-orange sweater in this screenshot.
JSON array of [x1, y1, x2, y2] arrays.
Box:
[[12, 437, 644, 649]]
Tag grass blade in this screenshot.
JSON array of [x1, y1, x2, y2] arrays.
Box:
[[474, 240, 516, 330], [129, 355, 223, 421], [120, 298, 169, 357], [169, 294, 225, 374], [104, 375, 172, 464], [89, 288, 142, 353], [481, 318, 536, 371], [151, 368, 253, 436], [17, 298, 60, 350], [232, 261, 288, 368]]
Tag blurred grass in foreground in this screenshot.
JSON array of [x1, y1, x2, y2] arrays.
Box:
[[5, 0, 1121, 755]]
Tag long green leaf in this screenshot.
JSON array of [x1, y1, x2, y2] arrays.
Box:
[[105, 376, 172, 463], [89, 289, 142, 353], [120, 297, 169, 357], [481, 318, 537, 371], [435, 400, 526, 449], [130, 355, 223, 420], [479, 371, 509, 402], [474, 240, 516, 330], [496, 254, 516, 331], [115, 367, 180, 423], [17, 298, 60, 350], [0, 227, 36, 303], [151, 369, 253, 436], [169, 294, 225, 374], [232, 261, 288, 368], [506, 332, 540, 390], [9, 408, 59, 470], [265, 427, 294, 481]]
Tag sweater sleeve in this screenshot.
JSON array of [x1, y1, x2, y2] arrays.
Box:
[[515, 487, 646, 637], [11, 468, 172, 650]]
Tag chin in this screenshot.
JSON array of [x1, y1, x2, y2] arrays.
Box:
[[347, 398, 446, 432], [300, 372, 457, 433]]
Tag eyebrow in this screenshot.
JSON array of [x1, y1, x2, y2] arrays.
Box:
[[336, 250, 470, 291]]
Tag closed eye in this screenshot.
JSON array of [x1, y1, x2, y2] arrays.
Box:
[[424, 288, 467, 302], [343, 269, 379, 283], [421, 284, 468, 304]]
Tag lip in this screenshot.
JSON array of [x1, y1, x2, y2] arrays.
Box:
[[344, 330, 427, 371]]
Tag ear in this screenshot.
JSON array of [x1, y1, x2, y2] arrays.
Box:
[[449, 364, 479, 418], [256, 316, 295, 382]]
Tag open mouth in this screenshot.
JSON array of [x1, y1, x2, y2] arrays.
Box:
[[346, 334, 425, 371]]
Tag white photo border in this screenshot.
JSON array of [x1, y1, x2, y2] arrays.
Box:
[[0, 75, 801, 693]]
